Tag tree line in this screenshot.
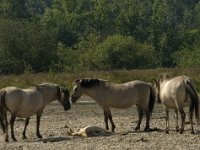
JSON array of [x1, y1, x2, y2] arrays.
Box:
[[0, 0, 200, 74]]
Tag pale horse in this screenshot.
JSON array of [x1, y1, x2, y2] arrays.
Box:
[[71, 78, 155, 132], [0, 83, 71, 142], [153, 75, 199, 134]]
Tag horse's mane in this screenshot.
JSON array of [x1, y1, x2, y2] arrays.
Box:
[[77, 78, 108, 88], [30, 83, 59, 90]]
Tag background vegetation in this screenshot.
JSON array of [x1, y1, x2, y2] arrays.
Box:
[[0, 69, 200, 92], [0, 0, 200, 74]]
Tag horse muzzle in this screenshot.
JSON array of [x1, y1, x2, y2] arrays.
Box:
[[63, 101, 71, 111], [70, 96, 78, 104], [64, 105, 71, 111]]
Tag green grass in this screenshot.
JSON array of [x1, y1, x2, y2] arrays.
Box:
[[0, 68, 200, 91]]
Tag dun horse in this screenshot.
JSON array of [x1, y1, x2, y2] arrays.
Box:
[[0, 83, 71, 142], [153, 75, 199, 134], [71, 78, 155, 132], [67, 125, 112, 137]]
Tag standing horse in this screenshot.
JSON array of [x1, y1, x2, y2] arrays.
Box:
[[71, 78, 155, 132], [0, 83, 71, 142], [153, 75, 199, 134]]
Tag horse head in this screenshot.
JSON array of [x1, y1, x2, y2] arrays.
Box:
[[57, 86, 71, 111], [70, 78, 101, 103], [159, 73, 170, 83], [70, 79, 83, 103], [153, 79, 161, 103]]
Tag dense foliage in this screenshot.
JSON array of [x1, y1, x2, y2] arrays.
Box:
[[0, 0, 200, 74]]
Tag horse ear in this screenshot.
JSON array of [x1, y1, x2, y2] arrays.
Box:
[[75, 79, 82, 85], [159, 73, 170, 82], [0, 90, 6, 97], [152, 79, 159, 86]]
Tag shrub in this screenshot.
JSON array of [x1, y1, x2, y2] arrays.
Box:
[[81, 35, 158, 70]]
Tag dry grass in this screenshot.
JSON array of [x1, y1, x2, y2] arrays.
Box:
[[0, 68, 200, 91]]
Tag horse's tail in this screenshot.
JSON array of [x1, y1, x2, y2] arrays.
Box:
[[185, 80, 199, 124], [148, 84, 156, 115], [0, 90, 6, 132]]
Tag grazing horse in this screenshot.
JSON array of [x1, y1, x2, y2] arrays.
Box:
[[0, 83, 71, 142], [71, 78, 155, 132], [153, 75, 199, 134]]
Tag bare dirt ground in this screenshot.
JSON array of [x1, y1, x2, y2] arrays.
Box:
[[1, 96, 200, 150]]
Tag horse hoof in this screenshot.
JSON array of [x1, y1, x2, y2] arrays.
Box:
[[37, 135, 43, 139], [22, 136, 27, 139], [5, 138, 9, 142], [144, 129, 150, 132], [165, 130, 169, 134], [144, 127, 150, 132], [191, 131, 195, 134], [176, 127, 179, 132], [13, 138, 17, 142], [179, 130, 183, 134], [134, 126, 140, 131]]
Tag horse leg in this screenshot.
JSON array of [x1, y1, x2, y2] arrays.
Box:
[[103, 110, 109, 130], [165, 108, 169, 134], [105, 108, 116, 132], [189, 105, 194, 134], [189, 111, 194, 134], [178, 107, 185, 134], [175, 109, 179, 132], [36, 113, 43, 138], [4, 112, 9, 142], [0, 110, 8, 141], [10, 114, 17, 141], [144, 109, 150, 132], [0, 116, 5, 133], [135, 105, 143, 130], [22, 117, 30, 139]]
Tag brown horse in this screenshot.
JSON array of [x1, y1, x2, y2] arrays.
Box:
[[71, 78, 155, 132], [0, 83, 71, 142], [153, 75, 199, 134]]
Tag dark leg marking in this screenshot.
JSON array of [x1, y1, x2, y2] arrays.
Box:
[[165, 108, 169, 134], [175, 109, 179, 132], [104, 110, 109, 130], [135, 105, 143, 131], [36, 113, 43, 138], [22, 117, 30, 139], [178, 107, 185, 134], [10, 115, 17, 141]]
